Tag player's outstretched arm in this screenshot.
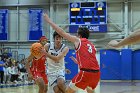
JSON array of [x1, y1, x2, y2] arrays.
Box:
[[69, 56, 78, 64], [25, 54, 34, 80], [44, 13, 79, 44], [45, 47, 69, 62], [108, 29, 140, 48], [25, 54, 34, 75]]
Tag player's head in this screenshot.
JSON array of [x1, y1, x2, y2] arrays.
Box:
[[30, 43, 45, 59], [39, 36, 48, 46], [77, 27, 89, 39], [53, 31, 63, 45]]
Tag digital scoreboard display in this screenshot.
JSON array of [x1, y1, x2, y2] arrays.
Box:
[[69, 2, 107, 33]]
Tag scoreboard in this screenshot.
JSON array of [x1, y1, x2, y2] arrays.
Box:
[[69, 2, 107, 33]]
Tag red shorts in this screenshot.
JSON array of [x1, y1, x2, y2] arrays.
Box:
[[72, 70, 100, 90], [31, 71, 48, 84]]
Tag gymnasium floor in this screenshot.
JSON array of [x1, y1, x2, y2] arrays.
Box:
[[0, 82, 100, 93], [101, 82, 140, 93], [1, 82, 140, 93]]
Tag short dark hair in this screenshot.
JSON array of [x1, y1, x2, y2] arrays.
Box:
[[39, 36, 47, 42], [78, 27, 89, 39], [53, 31, 62, 39]]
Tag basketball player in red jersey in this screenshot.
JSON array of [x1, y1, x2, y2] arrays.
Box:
[[26, 36, 48, 93], [44, 13, 100, 93]]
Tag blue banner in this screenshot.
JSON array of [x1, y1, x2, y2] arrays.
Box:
[[29, 9, 43, 41], [69, 24, 107, 33], [0, 9, 8, 40]]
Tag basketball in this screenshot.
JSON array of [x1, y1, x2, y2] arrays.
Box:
[[30, 43, 44, 58]]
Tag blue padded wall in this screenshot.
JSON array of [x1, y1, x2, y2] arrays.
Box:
[[65, 49, 78, 80], [132, 50, 140, 80], [100, 49, 121, 80], [100, 49, 140, 80], [121, 49, 132, 80]]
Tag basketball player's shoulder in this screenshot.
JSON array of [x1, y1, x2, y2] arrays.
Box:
[[60, 44, 69, 52], [80, 38, 89, 43], [40, 56, 46, 61], [80, 38, 86, 41], [63, 46, 69, 51], [62, 43, 67, 48]]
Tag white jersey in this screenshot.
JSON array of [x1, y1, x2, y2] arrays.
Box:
[[46, 42, 66, 73]]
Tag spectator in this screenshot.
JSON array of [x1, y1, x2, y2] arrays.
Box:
[[4, 64, 11, 84], [0, 48, 2, 55], [0, 57, 5, 84], [10, 62, 19, 83], [18, 59, 26, 82]]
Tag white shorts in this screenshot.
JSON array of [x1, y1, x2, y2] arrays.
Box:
[[47, 69, 65, 87]]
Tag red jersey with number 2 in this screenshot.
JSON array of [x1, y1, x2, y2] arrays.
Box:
[[76, 38, 99, 70]]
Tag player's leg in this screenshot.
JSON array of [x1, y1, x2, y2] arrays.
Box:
[[0, 71, 4, 83], [53, 85, 62, 93], [51, 79, 62, 93], [86, 72, 100, 93], [66, 85, 76, 93], [86, 87, 95, 93], [57, 77, 66, 93], [48, 73, 60, 93], [56, 70, 66, 93], [44, 84, 48, 93], [41, 73, 48, 93], [35, 77, 45, 93], [66, 71, 86, 93]]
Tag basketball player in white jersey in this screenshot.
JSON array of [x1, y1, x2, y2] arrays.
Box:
[[44, 32, 69, 93]]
